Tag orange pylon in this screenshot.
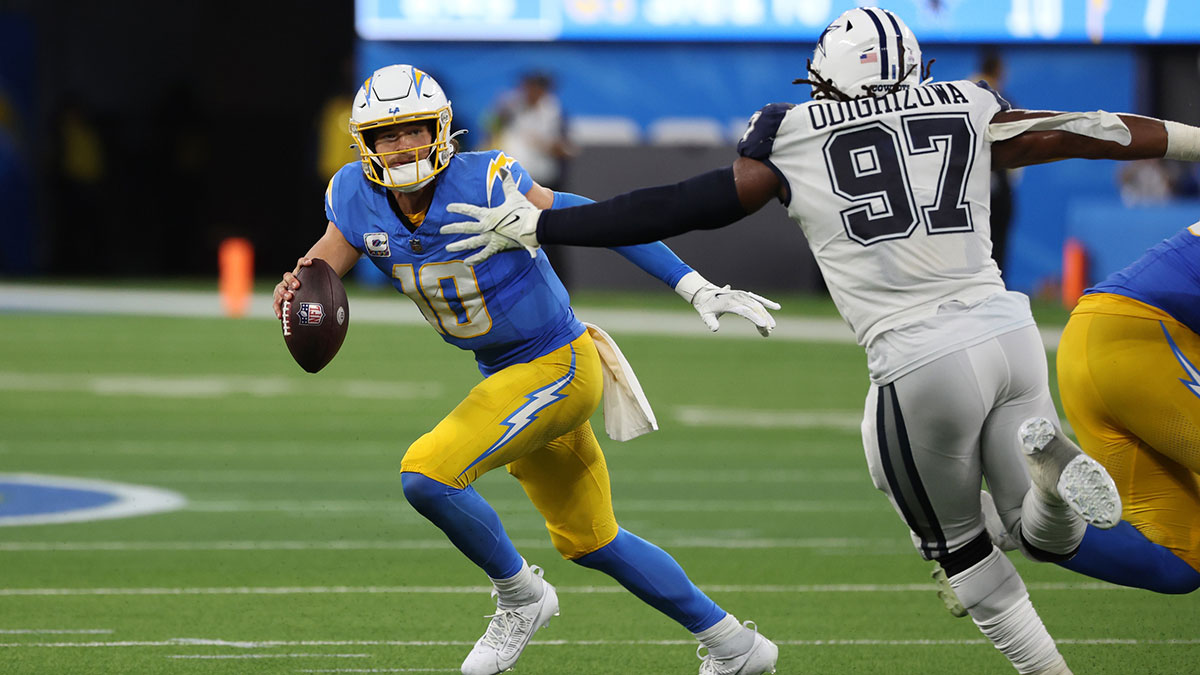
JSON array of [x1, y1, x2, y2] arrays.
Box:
[[219, 237, 254, 318], [1061, 237, 1088, 309]]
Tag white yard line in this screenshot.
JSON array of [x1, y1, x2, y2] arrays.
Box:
[[0, 582, 1129, 597], [0, 537, 896, 553], [0, 283, 1065, 349], [0, 372, 441, 400], [1, 637, 1194, 649], [675, 406, 863, 431], [183, 498, 882, 514], [0, 624, 112, 629], [25, 468, 862, 484], [167, 653, 370, 659], [296, 670, 459, 674]]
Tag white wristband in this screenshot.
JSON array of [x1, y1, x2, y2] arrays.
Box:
[[673, 271, 710, 302], [1164, 120, 1200, 161]]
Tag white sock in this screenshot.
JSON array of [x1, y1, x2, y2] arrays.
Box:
[[950, 548, 1065, 674], [1018, 488, 1086, 557], [693, 613, 753, 658], [490, 559, 542, 608]]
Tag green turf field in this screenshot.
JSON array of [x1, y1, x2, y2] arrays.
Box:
[[0, 297, 1196, 674]]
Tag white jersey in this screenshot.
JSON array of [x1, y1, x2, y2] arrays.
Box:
[[737, 79, 1034, 383]]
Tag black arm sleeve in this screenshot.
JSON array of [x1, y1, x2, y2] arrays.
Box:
[[535, 166, 747, 247]]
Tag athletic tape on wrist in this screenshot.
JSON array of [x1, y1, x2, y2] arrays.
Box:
[[1164, 120, 1200, 161]]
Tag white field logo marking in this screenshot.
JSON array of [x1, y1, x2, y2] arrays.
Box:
[[0, 474, 186, 527]]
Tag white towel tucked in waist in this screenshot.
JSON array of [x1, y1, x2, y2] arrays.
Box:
[[583, 323, 658, 441]]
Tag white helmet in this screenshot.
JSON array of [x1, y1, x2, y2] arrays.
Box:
[[808, 7, 922, 100], [349, 64, 456, 192]]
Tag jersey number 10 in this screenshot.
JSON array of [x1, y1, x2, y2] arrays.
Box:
[[392, 261, 493, 339]]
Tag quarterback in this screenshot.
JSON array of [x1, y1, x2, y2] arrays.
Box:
[[272, 64, 780, 675], [440, 7, 1200, 675]]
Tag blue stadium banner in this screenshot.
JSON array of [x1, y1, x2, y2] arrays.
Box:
[[357, 0, 1200, 43]]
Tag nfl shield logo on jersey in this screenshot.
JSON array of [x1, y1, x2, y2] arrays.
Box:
[[364, 232, 390, 257], [298, 302, 324, 326]]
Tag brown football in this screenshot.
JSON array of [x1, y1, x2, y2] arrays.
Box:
[[281, 258, 349, 373]]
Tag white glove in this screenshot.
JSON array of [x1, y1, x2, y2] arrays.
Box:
[[442, 168, 542, 266], [674, 271, 780, 337]]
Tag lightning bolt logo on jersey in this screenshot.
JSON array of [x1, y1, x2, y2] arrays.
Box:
[[325, 150, 584, 376], [486, 153, 517, 207]]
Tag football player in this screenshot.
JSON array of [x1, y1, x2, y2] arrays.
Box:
[[272, 64, 780, 675], [439, 8, 1200, 674], [1052, 223, 1200, 594]]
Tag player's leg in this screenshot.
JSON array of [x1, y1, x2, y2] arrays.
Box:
[[399, 334, 600, 675], [509, 404, 776, 672], [1054, 303, 1200, 591], [979, 326, 1090, 563], [865, 339, 1069, 674]]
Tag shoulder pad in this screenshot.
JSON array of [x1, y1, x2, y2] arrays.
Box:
[[737, 103, 796, 161], [973, 80, 1012, 112]]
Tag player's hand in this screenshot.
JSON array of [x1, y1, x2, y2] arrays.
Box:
[[675, 271, 780, 337], [693, 284, 780, 337], [442, 168, 542, 266], [272, 257, 312, 320]]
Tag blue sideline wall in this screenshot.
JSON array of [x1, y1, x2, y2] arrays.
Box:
[[360, 40, 1142, 294]]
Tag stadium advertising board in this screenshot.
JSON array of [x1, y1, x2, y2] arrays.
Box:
[[357, 0, 1198, 43]]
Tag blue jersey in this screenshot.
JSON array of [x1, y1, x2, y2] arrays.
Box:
[[1087, 224, 1200, 335], [326, 151, 584, 375]]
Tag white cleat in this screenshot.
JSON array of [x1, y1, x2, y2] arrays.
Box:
[[460, 567, 559, 675], [1018, 417, 1121, 529], [697, 621, 779, 675]]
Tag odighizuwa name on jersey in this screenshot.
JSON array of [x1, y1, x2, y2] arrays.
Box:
[[739, 79, 1020, 384], [805, 82, 973, 131]]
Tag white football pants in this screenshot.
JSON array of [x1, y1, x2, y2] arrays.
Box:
[[862, 325, 1062, 559]]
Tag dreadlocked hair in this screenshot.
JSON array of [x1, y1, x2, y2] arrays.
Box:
[[794, 57, 937, 101], [792, 59, 853, 102]]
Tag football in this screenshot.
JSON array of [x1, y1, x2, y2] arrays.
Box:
[[281, 258, 349, 373]]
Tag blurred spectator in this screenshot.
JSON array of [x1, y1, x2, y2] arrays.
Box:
[[1117, 159, 1174, 205], [483, 71, 573, 191], [483, 71, 577, 285], [971, 50, 1015, 273]]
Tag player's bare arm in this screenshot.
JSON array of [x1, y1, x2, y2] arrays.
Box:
[[991, 109, 1198, 169], [523, 181, 556, 209], [272, 222, 360, 319]]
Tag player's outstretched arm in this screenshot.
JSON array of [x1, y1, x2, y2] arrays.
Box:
[[991, 109, 1199, 169], [272, 222, 360, 319], [443, 158, 783, 264], [533, 157, 780, 248]]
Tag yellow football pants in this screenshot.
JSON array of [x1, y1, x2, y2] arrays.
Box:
[[1057, 293, 1200, 572], [400, 331, 619, 559]]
